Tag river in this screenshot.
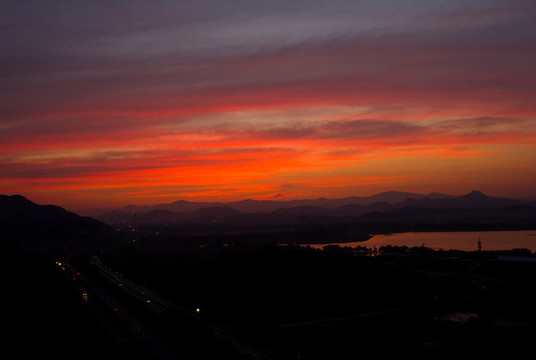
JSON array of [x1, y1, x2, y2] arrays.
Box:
[[303, 230, 536, 252]]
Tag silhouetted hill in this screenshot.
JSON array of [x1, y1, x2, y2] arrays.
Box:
[[426, 191, 455, 199], [116, 203, 154, 214], [358, 191, 434, 204], [0, 195, 114, 255], [189, 205, 241, 219], [94, 190, 535, 230], [160, 199, 225, 213], [95, 191, 443, 223], [399, 190, 523, 209], [273, 206, 330, 216], [0, 194, 73, 220], [458, 190, 523, 208], [329, 203, 367, 216], [228, 199, 284, 213], [332, 201, 392, 216], [141, 209, 184, 224]]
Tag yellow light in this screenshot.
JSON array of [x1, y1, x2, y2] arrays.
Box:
[[196, 308, 200, 313]]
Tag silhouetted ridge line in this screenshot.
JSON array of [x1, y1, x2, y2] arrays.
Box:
[[0, 194, 114, 255], [94, 191, 535, 228]]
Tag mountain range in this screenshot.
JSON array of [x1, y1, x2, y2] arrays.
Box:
[[94, 191, 536, 227], [1, 191, 535, 252]]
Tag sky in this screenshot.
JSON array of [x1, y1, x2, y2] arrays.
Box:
[[1, 0, 535, 212]]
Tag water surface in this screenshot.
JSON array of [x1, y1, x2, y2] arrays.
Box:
[[304, 230, 536, 252]]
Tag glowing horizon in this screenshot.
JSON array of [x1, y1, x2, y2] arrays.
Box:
[[2, 1, 535, 212]]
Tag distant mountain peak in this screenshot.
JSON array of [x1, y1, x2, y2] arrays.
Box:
[[190, 205, 241, 218], [463, 190, 488, 198]]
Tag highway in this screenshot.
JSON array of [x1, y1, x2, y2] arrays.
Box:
[[59, 260, 177, 359], [92, 256, 273, 359]]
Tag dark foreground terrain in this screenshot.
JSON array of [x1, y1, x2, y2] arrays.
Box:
[[4, 233, 536, 359], [3, 194, 536, 359], [98, 236, 536, 359], [2, 239, 126, 359]]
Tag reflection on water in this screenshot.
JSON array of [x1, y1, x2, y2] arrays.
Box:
[[304, 230, 536, 252]]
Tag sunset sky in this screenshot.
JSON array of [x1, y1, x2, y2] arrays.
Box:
[[1, 0, 535, 212]]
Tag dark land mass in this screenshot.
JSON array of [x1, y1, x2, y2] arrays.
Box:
[[0, 195, 247, 360], [2, 193, 536, 359], [95, 191, 536, 242], [98, 190, 454, 217], [0, 194, 117, 256], [1, 238, 127, 360], [99, 239, 536, 359]]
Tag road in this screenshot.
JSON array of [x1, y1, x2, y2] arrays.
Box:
[[59, 260, 177, 359], [92, 257, 273, 359]]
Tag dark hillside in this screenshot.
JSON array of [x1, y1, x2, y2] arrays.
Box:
[[0, 195, 115, 255], [1, 239, 124, 359]]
